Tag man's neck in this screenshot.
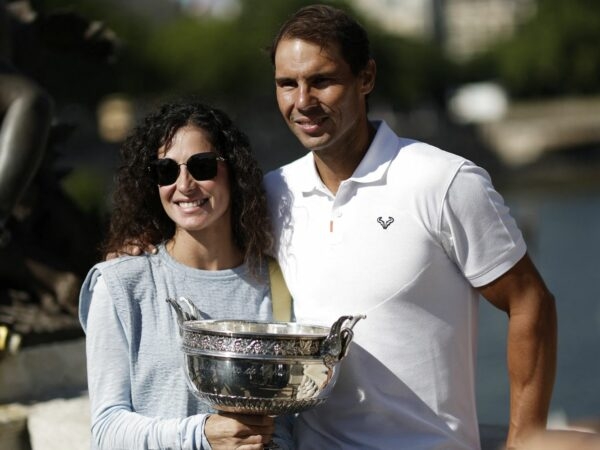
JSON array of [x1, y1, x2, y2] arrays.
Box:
[[313, 121, 376, 195]]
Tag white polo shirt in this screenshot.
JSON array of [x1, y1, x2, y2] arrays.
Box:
[[264, 121, 526, 450]]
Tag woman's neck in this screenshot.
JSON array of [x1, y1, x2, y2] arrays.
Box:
[[166, 231, 244, 271]]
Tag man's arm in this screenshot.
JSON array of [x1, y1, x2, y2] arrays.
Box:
[[478, 253, 557, 449]]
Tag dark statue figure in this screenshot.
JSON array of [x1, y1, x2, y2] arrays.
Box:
[[0, 0, 120, 352]]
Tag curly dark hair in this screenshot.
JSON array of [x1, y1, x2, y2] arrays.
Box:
[[102, 99, 272, 274]]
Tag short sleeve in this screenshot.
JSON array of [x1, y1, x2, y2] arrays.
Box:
[[440, 162, 527, 287]]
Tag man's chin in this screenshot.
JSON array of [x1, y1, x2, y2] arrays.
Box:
[[292, 132, 330, 152]]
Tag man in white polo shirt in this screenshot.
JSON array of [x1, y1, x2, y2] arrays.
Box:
[[264, 4, 557, 449]]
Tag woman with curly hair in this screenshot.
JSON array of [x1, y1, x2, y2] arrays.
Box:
[[79, 100, 281, 449]]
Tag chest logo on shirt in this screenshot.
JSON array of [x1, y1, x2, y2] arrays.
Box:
[[377, 216, 394, 229]]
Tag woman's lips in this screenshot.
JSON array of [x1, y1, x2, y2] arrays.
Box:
[[177, 198, 209, 209]]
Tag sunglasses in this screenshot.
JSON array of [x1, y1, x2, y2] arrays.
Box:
[[149, 152, 225, 185]]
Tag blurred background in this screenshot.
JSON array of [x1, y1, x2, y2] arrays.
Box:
[[1, 0, 599, 443]]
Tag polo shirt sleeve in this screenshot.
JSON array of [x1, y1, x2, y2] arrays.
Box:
[[439, 161, 527, 287]]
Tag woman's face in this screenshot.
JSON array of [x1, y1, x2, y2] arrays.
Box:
[[156, 125, 230, 237]]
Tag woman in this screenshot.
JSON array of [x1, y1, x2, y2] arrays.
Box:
[[79, 100, 279, 449]]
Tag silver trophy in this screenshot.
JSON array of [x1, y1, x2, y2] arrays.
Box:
[[167, 297, 365, 448]]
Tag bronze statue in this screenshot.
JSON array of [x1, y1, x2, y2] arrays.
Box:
[[0, 0, 120, 353]]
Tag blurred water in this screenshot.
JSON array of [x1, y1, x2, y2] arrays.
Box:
[[476, 184, 600, 426]]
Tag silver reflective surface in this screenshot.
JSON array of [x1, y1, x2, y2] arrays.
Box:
[[177, 315, 365, 415], [182, 319, 331, 337], [184, 355, 336, 414]]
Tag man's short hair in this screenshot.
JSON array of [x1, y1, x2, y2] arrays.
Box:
[[269, 4, 372, 75]]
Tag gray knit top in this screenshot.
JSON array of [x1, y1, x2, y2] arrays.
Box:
[[79, 244, 274, 449]]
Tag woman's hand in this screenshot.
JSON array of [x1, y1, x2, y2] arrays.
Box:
[[205, 413, 275, 449]]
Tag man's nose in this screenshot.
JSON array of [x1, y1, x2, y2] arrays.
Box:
[[296, 84, 315, 109]]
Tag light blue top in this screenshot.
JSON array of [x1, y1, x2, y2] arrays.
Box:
[[79, 244, 275, 449]]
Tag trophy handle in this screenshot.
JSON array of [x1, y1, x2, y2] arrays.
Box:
[[321, 314, 366, 367], [166, 297, 202, 335]]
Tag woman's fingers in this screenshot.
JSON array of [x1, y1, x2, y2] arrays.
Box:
[[205, 414, 275, 449], [220, 412, 275, 429]]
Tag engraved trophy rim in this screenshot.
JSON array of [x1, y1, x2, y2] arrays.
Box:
[[181, 318, 332, 338]]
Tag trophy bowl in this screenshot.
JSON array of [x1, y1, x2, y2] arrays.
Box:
[[167, 297, 365, 415]]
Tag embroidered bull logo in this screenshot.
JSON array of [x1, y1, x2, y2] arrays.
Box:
[[377, 216, 394, 229]]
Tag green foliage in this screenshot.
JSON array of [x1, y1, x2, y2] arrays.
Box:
[[370, 30, 453, 110], [37, 0, 600, 105], [33, 0, 452, 108], [61, 167, 109, 215], [142, 14, 271, 99], [136, 0, 353, 100], [467, 0, 600, 98]]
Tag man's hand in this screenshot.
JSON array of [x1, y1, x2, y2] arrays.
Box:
[[105, 242, 157, 260], [513, 429, 600, 450], [205, 413, 275, 449]]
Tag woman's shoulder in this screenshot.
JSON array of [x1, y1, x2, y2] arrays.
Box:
[[83, 253, 159, 291], [95, 253, 153, 273], [79, 254, 162, 328]]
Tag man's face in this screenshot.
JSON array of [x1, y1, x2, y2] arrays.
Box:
[[274, 38, 375, 155]]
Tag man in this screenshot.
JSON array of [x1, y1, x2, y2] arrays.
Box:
[[263, 4, 557, 449]]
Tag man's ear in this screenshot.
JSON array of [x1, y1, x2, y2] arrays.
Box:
[[359, 59, 376, 95]]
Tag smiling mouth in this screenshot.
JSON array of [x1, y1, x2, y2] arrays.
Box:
[[177, 198, 209, 208], [294, 116, 327, 133]]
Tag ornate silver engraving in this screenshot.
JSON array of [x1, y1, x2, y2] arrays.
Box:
[[182, 331, 323, 357], [192, 392, 325, 415]]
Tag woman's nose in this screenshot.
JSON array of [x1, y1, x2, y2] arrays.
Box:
[[176, 165, 195, 191]]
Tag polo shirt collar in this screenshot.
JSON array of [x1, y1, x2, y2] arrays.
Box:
[[349, 120, 397, 184], [297, 152, 324, 194], [300, 120, 398, 195]]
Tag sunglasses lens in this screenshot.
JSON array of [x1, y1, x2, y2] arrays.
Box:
[[187, 153, 218, 181], [150, 152, 220, 185], [152, 159, 179, 185]]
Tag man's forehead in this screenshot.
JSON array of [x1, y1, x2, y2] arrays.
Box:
[[274, 38, 345, 70]]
